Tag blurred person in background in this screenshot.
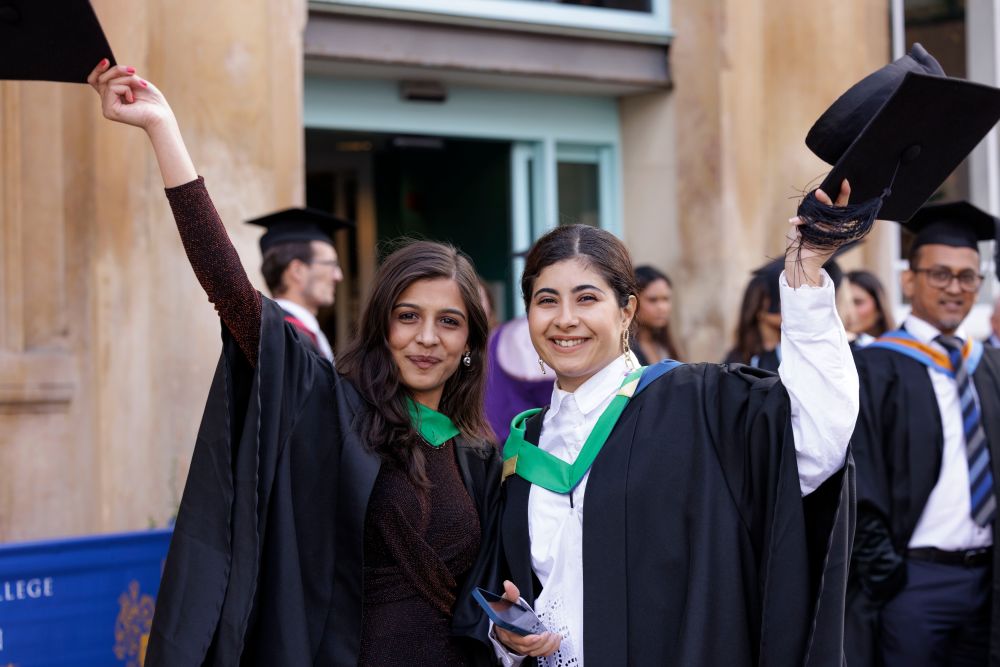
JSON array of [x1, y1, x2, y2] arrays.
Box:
[[724, 261, 782, 371], [726, 257, 847, 369], [847, 269, 895, 347], [485, 315, 554, 443], [631, 265, 684, 363], [245, 208, 350, 363]]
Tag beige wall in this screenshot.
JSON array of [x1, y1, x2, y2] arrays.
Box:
[[0, 0, 306, 541], [622, 0, 890, 362]]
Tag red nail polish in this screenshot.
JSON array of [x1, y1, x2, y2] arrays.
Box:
[[140, 80, 148, 87], [126, 66, 136, 74], [100, 58, 108, 67]]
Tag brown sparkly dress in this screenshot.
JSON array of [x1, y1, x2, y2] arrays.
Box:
[[164, 177, 487, 666], [360, 443, 482, 666]]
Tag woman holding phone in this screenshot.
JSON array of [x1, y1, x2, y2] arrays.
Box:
[[87, 60, 500, 666], [488, 194, 859, 666]]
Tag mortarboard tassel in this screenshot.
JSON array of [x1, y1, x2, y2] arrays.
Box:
[[795, 156, 905, 251], [795, 189, 886, 250]]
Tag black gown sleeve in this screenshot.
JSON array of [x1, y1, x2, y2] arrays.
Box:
[[706, 362, 855, 667], [145, 298, 349, 666], [850, 352, 907, 601], [164, 177, 263, 365]]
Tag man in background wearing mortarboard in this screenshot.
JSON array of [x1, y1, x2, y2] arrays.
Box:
[[247, 208, 352, 363], [848, 202, 1000, 666]]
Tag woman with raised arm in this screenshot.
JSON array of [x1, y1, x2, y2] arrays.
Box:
[[87, 60, 499, 666], [487, 187, 859, 666]]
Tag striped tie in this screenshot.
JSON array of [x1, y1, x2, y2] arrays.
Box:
[[937, 335, 996, 526]]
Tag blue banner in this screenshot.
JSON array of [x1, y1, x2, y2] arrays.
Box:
[[0, 529, 171, 667]]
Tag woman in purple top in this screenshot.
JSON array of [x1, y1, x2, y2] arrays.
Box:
[[485, 317, 554, 442]]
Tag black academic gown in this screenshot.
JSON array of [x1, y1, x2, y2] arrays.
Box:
[[723, 348, 781, 373], [145, 298, 501, 667], [497, 361, 854, 666], [847, 345, 1000, 667]]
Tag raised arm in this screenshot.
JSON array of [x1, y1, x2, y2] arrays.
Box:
[[780, 181, 860, 494], [88, 60, 262, 364]]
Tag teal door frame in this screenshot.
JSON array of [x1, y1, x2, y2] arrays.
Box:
[[305, 77, 624, 316]]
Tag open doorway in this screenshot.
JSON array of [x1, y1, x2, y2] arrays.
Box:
[[306, 129, 513, 352]]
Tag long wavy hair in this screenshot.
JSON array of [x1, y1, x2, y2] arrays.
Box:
[[634, 265, 684, 362], [338, 240, 493, 489], [846, 269, 895, 338], [731, 275, 771, 363]]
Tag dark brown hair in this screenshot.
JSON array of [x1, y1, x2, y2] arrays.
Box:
[[521, 225, 638, 328], [846, 269, 896, 337], [338, 240, 493, 489], [731, 274, 771, 363], [634, 265, 684, 361], [261, 241, 313, 296]]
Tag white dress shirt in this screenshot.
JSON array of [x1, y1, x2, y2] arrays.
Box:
[[492, 270, 858, 666], [903, 315, 992, 550], [275, 298, 334, 363]]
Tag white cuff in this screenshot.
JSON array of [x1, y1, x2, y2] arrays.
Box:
[[489, 620, 527, 667], [778, 269, 838, 338]]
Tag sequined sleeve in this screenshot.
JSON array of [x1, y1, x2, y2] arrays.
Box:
[[164, 177, 262, 365]]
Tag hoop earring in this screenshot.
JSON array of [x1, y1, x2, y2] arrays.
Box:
[[622, 329, 636, 372], [538, 358, 547, 375], [462, 351, 471, 367]]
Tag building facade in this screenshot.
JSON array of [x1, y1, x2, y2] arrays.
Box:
[[2, 0, 893, 540]]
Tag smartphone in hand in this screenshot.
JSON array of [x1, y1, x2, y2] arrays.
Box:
[[472, 587, 548, 636]]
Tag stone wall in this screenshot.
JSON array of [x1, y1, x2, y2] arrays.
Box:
[[0, 0, 305, 540]]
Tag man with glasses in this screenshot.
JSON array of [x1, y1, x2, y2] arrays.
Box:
[[247, 208, 353, 363], [847, 202, 1000, 666]]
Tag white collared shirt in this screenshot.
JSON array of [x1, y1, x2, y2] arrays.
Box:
[[275, 298, 334, 363], [904, 315, 992, 550], [492, 270, 857, 666]]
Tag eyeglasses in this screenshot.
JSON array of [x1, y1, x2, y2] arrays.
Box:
[[912, 266, 984, 292], [310, 259, 341, 270]]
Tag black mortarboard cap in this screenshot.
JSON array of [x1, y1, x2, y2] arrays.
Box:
[[796, 44, 1000, 247], [907, 201, 997, 252], [246, 207, 354, 254], [0, 0, 116, 83]]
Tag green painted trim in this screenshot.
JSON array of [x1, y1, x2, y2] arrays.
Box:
[[305, 79, 621, 143]]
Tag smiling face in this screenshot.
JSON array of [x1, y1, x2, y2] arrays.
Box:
[[388, 277, 470, 410], [902, 243, 981, 335], [527, 258, 636, 393]]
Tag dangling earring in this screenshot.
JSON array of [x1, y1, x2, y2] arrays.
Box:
[[622, 329, 636, 372], [462, 351, 472, 367], [538, 358, 547, 375]]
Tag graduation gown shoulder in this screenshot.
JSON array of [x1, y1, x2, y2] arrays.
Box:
[[500, 360, 854, 667], [146, 297, 499, 667], [847, 345, 1000, 667]]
